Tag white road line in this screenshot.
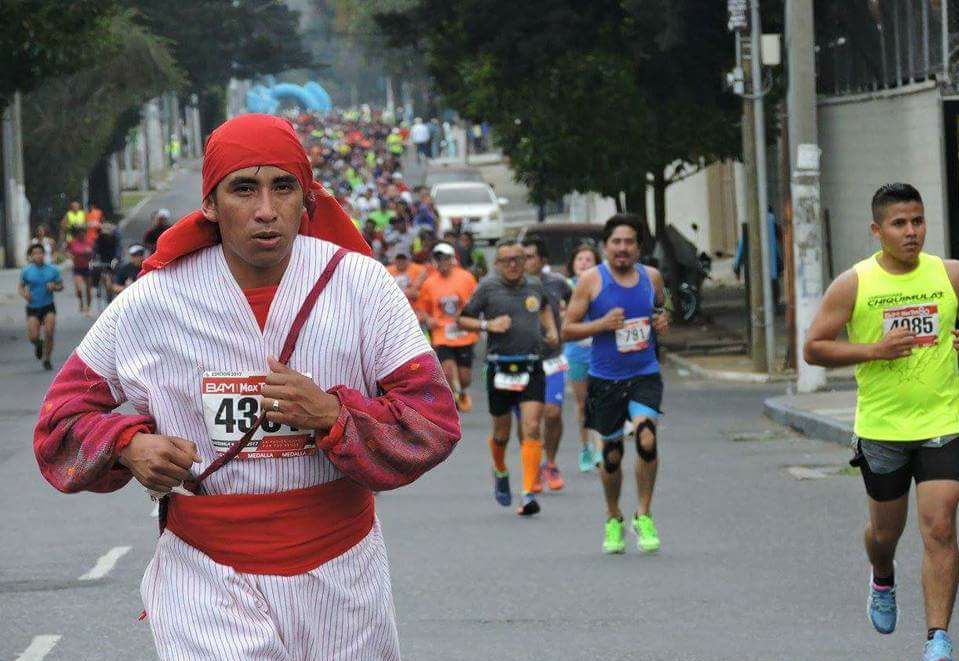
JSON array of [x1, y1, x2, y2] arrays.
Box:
[[78, 546, 132, 581], [16, 635, 61, 661]]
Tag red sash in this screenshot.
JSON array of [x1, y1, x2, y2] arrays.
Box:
[[157, 248, 372, 574], [165, 479, 374, 575]]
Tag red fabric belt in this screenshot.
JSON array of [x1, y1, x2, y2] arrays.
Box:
[[165, 478, 375, 576]]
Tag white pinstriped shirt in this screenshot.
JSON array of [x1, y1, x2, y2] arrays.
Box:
[[76, 235, 430, 496]]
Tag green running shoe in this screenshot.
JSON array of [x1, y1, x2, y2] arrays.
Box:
[[603, 517, 626, 554], [633, 514, 661, 553]]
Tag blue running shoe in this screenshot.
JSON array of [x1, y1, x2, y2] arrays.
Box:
[[867, 569, 898, 635], [493, 470, 511, 507], [924, 630, 953, 661], [578, 445, 595, 473]]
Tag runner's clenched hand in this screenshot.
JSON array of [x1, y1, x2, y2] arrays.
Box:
[[119, 433, 200, 493], [261, 356, 341, 431], [601, 307, 625, 331], [486, 315, 512, 333]]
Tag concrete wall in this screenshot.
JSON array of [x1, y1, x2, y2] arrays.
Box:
[[818, 83, 945, 274]]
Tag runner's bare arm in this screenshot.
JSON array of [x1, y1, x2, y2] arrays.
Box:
[[646, 266, 670, 335], [804, 268, 915, 366], [540, 305, 559, 347], [943, 260, 959, 350], [562, 268, 619, 340], [18, 281, 30, 301]]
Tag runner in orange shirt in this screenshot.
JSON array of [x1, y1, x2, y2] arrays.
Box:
[[386, 250, 428, 303], [85, 203, 104, 244], [419, 242, 478, 412]]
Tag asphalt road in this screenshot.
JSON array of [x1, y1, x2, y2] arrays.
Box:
[[0, 166, 935, 661]]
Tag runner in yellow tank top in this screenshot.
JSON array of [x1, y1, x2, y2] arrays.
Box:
[[805, 183, 959, 660]]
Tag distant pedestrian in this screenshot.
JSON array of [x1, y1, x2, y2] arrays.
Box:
[[20, 243, 62, 370], [143, 208, 172, 254], [411, 117, 431, 164]]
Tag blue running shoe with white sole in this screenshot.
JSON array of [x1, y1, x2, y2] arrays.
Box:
[[924, 630, 953, 661], [493, 470, 511, 507], [867, 569, 897, 635], [578, 445, 595, 473]]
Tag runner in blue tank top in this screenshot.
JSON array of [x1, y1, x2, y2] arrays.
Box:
[[563, 215, 670, 555]]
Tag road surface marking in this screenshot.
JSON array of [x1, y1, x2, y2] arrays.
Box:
[[79, 546, 132, 581], [16, 635, 61, 660]]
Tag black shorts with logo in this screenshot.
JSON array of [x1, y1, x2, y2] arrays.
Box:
[[851, 435, 959, 501], [435, 344, 475, 368], [485, 358, 546, 416], [585, 372, 663, 437], [26, 303, 56, 321]]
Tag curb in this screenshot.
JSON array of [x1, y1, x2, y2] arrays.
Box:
[[663, 351, 793, 384], [763, 395, 853, 446]]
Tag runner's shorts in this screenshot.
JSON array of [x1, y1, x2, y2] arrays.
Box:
[[585, 373, 663, 438], [545, 370, 565, 406], [26, 303, 56, 321], [435, 344, 475, 368], [851, 435, 959, 501], [486, 359, 546, 416]]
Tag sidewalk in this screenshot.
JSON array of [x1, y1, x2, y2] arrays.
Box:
[[763, 388, 855, 446]]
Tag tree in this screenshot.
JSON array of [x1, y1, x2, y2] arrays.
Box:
[[0, 0, 120, 109], [121, 0, 312, 133], [21, 11, 184, 225], [376, 0, 746, 237]]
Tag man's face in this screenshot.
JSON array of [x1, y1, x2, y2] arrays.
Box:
[[201, 165, 304, 272], [395, 255, 409, 270], [130, 253, 145, 268], [605, 225, 640, 271], [872, 200, 926, 261], [523, 245, 544, 275], [435, 253, 453, 275], [29, 247, 45, 265], [69, 201, 80, 212], [495, 244, 526, 282]]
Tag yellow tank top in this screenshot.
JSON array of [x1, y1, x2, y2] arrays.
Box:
[[848, 252, 959, 440], [66, 210, 86, 229]]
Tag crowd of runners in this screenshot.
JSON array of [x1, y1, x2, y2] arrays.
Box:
[[25, 103, 959, 661]]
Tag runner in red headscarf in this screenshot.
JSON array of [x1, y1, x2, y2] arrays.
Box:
[[34, 113, 459, 659]]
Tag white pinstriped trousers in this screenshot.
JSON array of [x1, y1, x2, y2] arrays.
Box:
[[140, 521, 401, 660]]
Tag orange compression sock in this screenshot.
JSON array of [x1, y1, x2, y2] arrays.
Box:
[[520, 439, 544, 494]]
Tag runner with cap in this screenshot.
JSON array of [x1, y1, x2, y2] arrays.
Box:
[[563, 215, 670, 555], [457, 239, 560, 516], [112, 244, 146, 295], [34, 113, 460, 660], [418, 242, 478, 412]]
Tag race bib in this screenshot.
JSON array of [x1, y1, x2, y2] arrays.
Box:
[[543, 355, 569, 376], [445, 322, 467, 340], [883, 304, 939, 346], [201, 372, 316, 459], [493, 371, 530, 392], [615, 317, 651, 353]]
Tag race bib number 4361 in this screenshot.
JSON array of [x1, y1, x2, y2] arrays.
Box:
[[201, 372, 316, 459], [883, 304, 940, 346]]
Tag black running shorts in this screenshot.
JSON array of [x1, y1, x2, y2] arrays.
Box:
[[851, 435, 959, 501], [585, 373, 663, 437]]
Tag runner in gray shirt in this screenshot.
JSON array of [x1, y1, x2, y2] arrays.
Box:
[[458, 239, 559, 516]]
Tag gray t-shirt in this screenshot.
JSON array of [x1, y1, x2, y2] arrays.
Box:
[[536, 271, 572, 359], [461, 274, 548, 357]]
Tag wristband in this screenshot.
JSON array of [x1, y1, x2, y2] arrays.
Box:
[[480, 319, 488, 332]]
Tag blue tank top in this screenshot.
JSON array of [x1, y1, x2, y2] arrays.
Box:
[[586, 263, 659, 379]]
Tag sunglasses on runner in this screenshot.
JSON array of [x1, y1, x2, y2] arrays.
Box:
[[496, 256, 526, 265]]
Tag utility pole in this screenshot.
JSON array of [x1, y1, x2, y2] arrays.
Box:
[[739, 32, 768, 371], [786, 0, 826, 392], [2, 92, 29, 268], [751, 0, 776, 373]]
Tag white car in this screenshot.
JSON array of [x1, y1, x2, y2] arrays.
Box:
[[431, 182, 508, 244]]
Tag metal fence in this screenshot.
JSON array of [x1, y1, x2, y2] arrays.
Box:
[[815, 0, 948, 96]]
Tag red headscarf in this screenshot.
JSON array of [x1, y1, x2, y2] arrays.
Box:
[[141, 114, 370, 274]]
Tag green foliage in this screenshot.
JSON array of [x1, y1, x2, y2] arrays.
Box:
[[0, 0, 120, 105], [123, 0, 312, 93], [377, 0, 747, 230], [21, 11, 185, 224]]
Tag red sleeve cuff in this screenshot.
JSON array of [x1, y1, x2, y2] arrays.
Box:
[[115, 424, 149, 455], [316, 389, 348, 451]]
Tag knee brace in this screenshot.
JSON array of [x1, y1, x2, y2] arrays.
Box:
[[602, 438, 624, 473], [635, 419, 657, 462]]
